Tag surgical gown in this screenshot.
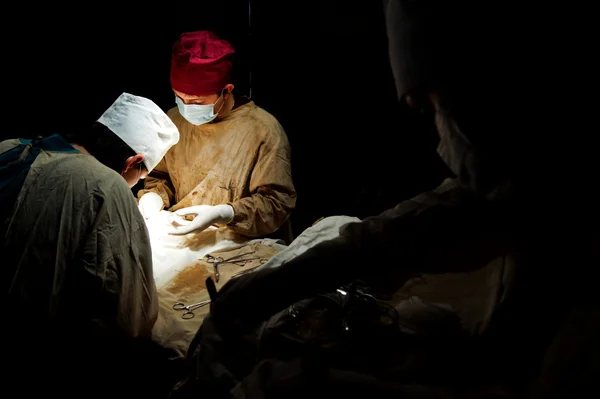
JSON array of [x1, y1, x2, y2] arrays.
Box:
[[1, 139, 158, 340], [138, 101, 296, 238]]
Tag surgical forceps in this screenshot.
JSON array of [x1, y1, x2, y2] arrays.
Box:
[[173, 300, 211, 319], [206, 252, 262, 282]]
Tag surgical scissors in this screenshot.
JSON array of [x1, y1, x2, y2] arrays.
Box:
[[206, 251, 262, 282], [173, 299, 211, 319]]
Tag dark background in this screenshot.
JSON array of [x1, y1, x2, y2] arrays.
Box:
[[3, 0, 449, 236]]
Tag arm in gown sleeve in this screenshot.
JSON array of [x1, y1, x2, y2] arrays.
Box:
[[212, 179, 516, 324], [82, 177, 159, 338], [227, 125, 297, 237], [137, 157, 176, 209]]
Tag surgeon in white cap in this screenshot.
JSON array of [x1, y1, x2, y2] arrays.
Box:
[[0, 93, 179, 396]]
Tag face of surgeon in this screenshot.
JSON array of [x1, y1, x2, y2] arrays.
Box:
[[173, 83, 235, 118]]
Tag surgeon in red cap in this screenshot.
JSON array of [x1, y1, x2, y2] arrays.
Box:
[[138, 31, 296, 241]]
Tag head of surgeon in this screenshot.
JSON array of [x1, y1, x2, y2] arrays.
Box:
[[170, 30, 237, 126], [385, 0, 524, 198], [68, 93, 180, 187]]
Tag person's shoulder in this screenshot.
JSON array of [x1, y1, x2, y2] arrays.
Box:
[[50, 155, 132, 198], [238, 101, 288, 141], [62, 154, 120, 179], [64, 157, 144, 225], [87, 160, 138, 201], [243, 102, 282, 126], [0, 139, 22, 154], [21, 153, 144, 235]]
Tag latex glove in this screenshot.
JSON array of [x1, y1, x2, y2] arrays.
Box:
[[168, 204, 234, 235], [138, 192, 164, 220]]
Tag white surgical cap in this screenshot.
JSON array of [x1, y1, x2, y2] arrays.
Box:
[[97, 92, 180, 172]]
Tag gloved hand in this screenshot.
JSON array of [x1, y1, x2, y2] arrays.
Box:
[[138, 192, 164, 220], [168, 204, 234, 235]]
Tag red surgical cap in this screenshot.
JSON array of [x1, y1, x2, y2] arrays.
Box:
[[170, 31, 236, 96]]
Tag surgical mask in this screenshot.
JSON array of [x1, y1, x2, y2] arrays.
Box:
[[175, 93, 224, 126]]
